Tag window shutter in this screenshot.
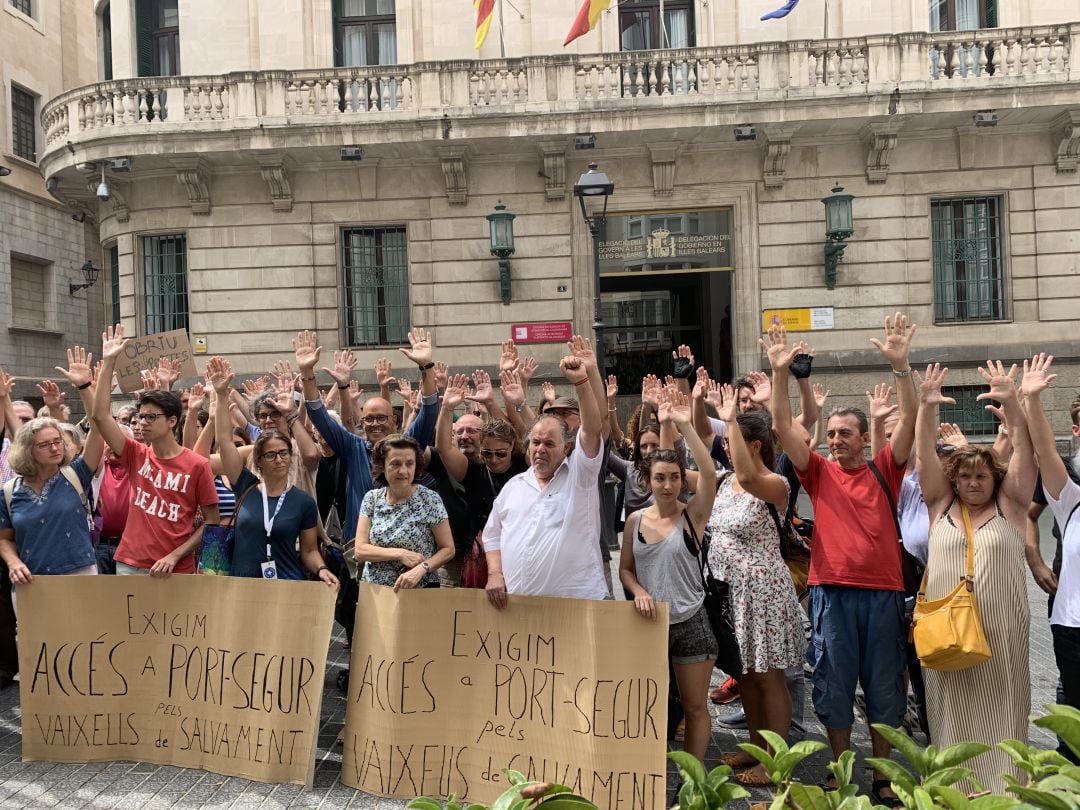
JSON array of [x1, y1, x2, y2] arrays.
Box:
[[332, 0, 343, 67], [136, 0, 155, 77]]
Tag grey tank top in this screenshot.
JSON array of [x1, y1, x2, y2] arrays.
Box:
[[631, 511, 705, 624]]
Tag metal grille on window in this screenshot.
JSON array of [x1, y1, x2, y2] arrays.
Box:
[[342, 227, 409, 347], [108, 243, 121, 327], [931, 196, 1006, 323], [11, 86, 37, 163], [8, 0, 32, 16], [940, 385, 999, 437], [142, 234, 188, 334]]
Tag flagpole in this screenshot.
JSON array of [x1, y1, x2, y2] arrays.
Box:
[[659, 0, 667, 48], [498, 0, 506, 57], [823, 0, 829, 38]]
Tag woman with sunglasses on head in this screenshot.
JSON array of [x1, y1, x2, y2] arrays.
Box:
[[1, 347, 105, 598], [208, 357, 337, 588]]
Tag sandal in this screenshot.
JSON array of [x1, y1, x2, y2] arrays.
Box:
[[719, 752, 757, 768], [819, 773, 838, 791], [871, 780, 902, 808], [734, 768, 773, 787]]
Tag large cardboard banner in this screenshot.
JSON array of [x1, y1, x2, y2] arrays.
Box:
[[113, 329, 198, 393], [17, 576, 335, 787], [341, 585, 669, 810]]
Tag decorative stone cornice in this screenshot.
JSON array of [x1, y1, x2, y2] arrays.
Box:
[[862, 121, 902, 184], [647, 142, 680, 197], [761, 125, 799, 190], [538, 141, 568, 200], [438, 147, 468, 205], [173, 158, 212, 215], [1053, 109, 1080, 174], [254, 153, 294, 212]]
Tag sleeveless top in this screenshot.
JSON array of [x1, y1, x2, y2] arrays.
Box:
[[630, 511, 705, 624]]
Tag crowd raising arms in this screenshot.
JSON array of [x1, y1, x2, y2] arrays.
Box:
[[0, 313, 1077, 793]]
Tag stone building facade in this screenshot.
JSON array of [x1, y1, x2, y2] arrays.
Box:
[[33, 0, 1080, 436], [1, 0, 102, 406]]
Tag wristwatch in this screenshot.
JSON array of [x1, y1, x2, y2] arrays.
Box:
[[420, 561, 431, 572]]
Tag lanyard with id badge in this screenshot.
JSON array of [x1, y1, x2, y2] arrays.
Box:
[[260, 483, 290, 579]]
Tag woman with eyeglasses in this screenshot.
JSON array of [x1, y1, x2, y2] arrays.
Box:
[[0, 351, 105, 596], [209, 357, 337, 587]]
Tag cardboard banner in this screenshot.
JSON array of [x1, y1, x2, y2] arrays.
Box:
[[341, 585, 669, 810], [113, 329, 199, 393], [18, 576, 335, 787]]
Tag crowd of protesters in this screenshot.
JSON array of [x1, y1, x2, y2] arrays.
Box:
[[0, 314, 1078, 803]]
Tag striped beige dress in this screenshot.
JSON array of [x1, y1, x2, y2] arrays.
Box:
[[923, 503, 1029, 793]]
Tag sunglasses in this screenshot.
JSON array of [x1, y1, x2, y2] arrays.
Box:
[[480, 449, 510, 459]]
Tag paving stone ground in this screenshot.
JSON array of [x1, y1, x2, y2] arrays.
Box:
[[0, 508, 1063, 808]]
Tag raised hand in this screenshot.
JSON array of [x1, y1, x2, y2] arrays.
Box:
[[101, 324, 128, 361], [671, 344, 695, 378], [186, 382, 207, 413], [938, 422, 968, 447], [499, 340, 520, 373], [374, 358, 393, 388], [666, 388, 692, 425], [705, 379, 725, 411], [759, 324, 807, 371], [140, 370, 161, 391], [400, 327, 433, 368], [324, 349, 357, 388], [746, 370, 772, 405], [55, 345, 94, 390], [271, 359, 294, 384], [868, 312, 917, 370], [606, 374, 619, 400], [466, 370, 495, 404], [155, 357, 182, 390], [518, 356, 538, 385], [914, 363, 956, 407], [292, 330, 321, 373], [976, 360, 1019, 404], [567, 335, 596, 368], [37, 379, 66, 410], [540, 381, 555, 404], [692, 366, 710, 400], [641, 374, 661, 409], [0, 368, 15, 400], [716, 383, 737, 423], [206, 356, 234, 395], [347, 381, 364, 409], [394, 377, 413, 403], [1020, 353, 1057, 398], [866, 383, 898, 421], [500, 370, 525, 409], [560, 355, 588, 385], [242, 375, 269, 397], [433, 361, 448, 392], [811, 383, 830, 410], [441, 375, 469, 410], [273, 374, 297, 417]]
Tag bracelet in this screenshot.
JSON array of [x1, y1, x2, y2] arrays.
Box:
[[608, 407, 617, 412], [574, 379, 589, 386], [316, 565, 329, 575], [418, 362, 435, 372], [301, 374, 316, 381], [76, 381, 92, 391], [891, 368, 912, 377], [337, 383, 350, 390]]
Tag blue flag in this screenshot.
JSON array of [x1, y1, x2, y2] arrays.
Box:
[[760, 0, 799, 20]]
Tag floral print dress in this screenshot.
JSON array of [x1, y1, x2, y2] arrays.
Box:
[[359, 486, 448, 587], [707, 475, 804, 675]]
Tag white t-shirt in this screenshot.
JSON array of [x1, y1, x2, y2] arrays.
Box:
[[1044, 477, 1080, 628], [483, 431, 607, 599]]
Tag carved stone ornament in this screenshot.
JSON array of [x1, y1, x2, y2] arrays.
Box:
[[538, 141, 567, 200], [761, 126, 799, 190], [1054, 109, 1080, 174], [862, 122, 901, 184], [257, 158, 294, 212], [648, 143, 680, 197], [438, 147, 468, 205], [174, 159, 212, 215]]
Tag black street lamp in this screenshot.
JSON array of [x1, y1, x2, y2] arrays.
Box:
[[486, 201, 516, 305], [822, 184, 854, 290], [70, 260, 101, 295], [573, 162, 615, 374]]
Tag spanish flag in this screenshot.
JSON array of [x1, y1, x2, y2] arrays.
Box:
[[564, 0, 611, 46], [474, 0, 495, 49]]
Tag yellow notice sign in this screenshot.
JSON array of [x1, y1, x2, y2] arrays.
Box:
[[341, 584, 670, 810], [17, 576, 335, 787], [762, 307, 835, 333]]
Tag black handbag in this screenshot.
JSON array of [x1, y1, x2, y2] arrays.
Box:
[[685, 514, 743, 682]]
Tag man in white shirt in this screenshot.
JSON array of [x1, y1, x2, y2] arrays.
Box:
[[483, 351, 606, 605]]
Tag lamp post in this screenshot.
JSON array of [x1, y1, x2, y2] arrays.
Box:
[[69, 260, 101, 295], [573, 162, 615, 375], [822, 185, 854, 290], [487, 201, 516, 305]]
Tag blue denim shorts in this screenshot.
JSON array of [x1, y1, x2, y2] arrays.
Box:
[[807, 584, 906, 730]]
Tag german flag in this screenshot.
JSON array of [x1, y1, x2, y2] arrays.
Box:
[[564, 0, 611, 46], [474, 0, 495, 49]]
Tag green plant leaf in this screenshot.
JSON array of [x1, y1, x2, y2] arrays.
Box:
[[758, 729, 791, 756], [789, 782, 831, 810], [737, 743, 777, 774], [922, 767, 979, 788], [407, 799, 444, 810], [768, 786, 790, 810], [468, 804, 490, 810], [537, 787, 574, 798], [705, 765, 734, 788], [1033, 715, 1080, 761], [1032, 774, 1080, 794], [1043, 704, 1080, 723], [927, 785, 969, 810], [872, 724, 927, 775], [532, 798, 598, 810], [866, 757, 917, 794], [828, 751, 856, 789], [913, 787, 936, 810], [504, 770, 529, 787], [447, 795, 463, 810], [714, 782, 750, 802], [668, 751, 707, 786], [1005, 785, 1075, 810], [492, 784, 527, 810], [932, 743, 992, 771], [969, 796, 1021, 810]]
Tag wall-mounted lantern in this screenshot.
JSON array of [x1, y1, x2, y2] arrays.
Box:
[[822, 184, 854, 290], [487, 201, 516, 305]]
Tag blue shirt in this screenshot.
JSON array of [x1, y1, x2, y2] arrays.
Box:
[[0, 457, 96, 574], [304, 391, 438, 543], [229, 468, 318, 580]]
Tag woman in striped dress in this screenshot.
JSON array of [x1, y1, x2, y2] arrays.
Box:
[[914, 362, 1036, 792]]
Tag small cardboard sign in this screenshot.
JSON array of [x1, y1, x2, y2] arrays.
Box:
[[113, 330, 199, 393]]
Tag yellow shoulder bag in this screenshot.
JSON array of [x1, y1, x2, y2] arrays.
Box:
[[912, 502, 991, 671]]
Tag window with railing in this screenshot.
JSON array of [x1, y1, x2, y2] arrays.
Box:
[[333, 0, 398, 111], [342, 226, 409, 347], [11, 85, 37, 163], [929, 0, 997, 31], [136, 0, 180, 77], [618, 0, 695, 96], [940, 385, 999, 437], [931, 196, 1006, 323], [142, 234, 188, 334], [107, 243, 121, 327]]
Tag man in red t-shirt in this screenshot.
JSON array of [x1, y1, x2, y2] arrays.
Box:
[[766, 313, 916, 806], [90, 326, 219, 575]]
